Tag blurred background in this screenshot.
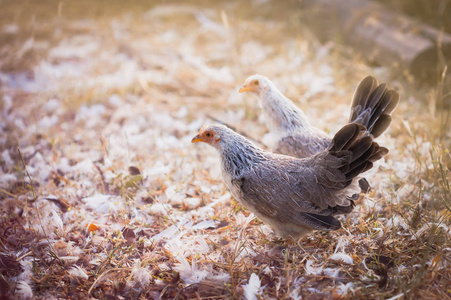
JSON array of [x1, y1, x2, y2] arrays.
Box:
[[0, 0, 450, 86]]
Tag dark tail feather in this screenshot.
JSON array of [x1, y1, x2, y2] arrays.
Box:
[[349, 76, 399, 138], [358, 178, 371, 193], [346, 162, 373, 181], [370, 114, 392, 138], [368, 146, 389, 162], [383, 90, 399, 114], [300, 212, 341, 230], [345, 143, 377, 174], [366, 84, 387, 112], [350, 136, 374, 161], [350, 76, 378, 121], [326, 123, 389, 187], [327, 123, 365, 152]]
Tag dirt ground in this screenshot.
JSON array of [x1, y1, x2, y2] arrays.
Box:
[[0, 0, 450, 299]]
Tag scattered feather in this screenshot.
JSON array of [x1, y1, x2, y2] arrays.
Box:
[[132, 267, 151, 288], [18, 258, 33, 283], [184, 197, 201, 209], [305, 259, 323, 276], [192, 219, 216, 230], [59, 256, 80, 264], [242, 273, 262, 300], [83, 194, 113, 214], [174, 255, 209, 285], [69, 266, 89, 280], [16, 281, 33, 300], [335, 282, 354, 295], [323, 267, 340, 278], [329, 253, 354, 264], [290, 289, 303, 300]]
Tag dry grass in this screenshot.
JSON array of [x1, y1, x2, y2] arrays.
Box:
[[0, 0, 450, 299]]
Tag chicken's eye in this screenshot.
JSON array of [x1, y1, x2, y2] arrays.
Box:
[[205, 132, 213, 138], [253, 80, 259, 85]]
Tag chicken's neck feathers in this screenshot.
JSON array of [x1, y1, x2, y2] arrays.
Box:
[[263, 86, 312, 133], [219, 136, 268, 178]]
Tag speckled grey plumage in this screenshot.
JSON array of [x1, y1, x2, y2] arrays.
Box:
[[193, 123, 388, 240]]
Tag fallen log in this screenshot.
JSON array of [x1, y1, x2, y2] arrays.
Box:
[[300, 0, 451, 82]]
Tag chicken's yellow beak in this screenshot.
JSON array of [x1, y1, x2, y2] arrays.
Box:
[[239, 85, 254, 93], [191, 135, 203, 143]]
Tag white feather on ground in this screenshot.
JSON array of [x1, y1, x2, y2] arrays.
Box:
[[16, 281, 33, 300], [242, 273, 263, 300]]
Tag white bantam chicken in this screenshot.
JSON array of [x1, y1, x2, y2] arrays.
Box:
[[192, 123, 388, 240], [239, 74, 398, 192]]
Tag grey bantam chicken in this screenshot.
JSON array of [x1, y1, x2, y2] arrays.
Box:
[[192, 123, 388, 240], [239, 74, 398, 192]]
